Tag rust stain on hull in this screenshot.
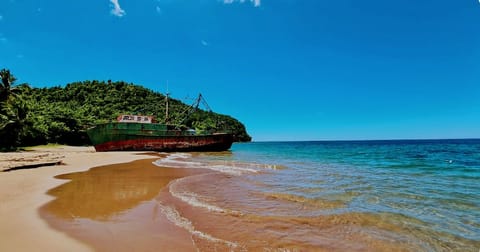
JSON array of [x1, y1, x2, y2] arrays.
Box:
[[93, 135, 233, 152]]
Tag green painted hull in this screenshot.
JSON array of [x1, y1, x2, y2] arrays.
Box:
[[86, 122, 233, 152]]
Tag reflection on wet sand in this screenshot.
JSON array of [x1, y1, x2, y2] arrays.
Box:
[[44, 158, 190, 220], [40, 158, 208, 251]]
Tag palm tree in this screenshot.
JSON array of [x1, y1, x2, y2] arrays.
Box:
[[0, 68, 19, 102], [0, 69, 29, 150]]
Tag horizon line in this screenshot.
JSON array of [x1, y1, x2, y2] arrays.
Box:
[[247, 138, 480, 143]]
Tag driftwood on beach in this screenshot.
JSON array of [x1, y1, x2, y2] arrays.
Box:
[[0, 151, 65, 172], [2, 161, 64, 172], [0, 146, 96, 172]]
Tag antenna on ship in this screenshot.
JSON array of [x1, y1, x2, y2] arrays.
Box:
[[165, 81, 170, 124]]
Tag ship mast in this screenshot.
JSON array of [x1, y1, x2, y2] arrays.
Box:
[[176, 93, 212, 126], [165, 81, 170, 123]]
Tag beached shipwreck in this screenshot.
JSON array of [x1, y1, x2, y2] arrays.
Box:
[[86, 94, 234, 152]]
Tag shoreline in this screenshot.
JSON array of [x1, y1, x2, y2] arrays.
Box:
[[0, 146, 155, 252], [2, 144, 477, 251]]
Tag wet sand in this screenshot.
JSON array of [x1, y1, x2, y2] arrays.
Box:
[[38, 157, 243, 252], [40, 159, 209, 251], [0, 146, 155, 252]]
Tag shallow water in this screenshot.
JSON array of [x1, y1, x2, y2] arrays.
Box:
[[42, 140, 480, 251]]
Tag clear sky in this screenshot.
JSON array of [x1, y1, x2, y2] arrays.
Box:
[[1, 0, 479, 141]]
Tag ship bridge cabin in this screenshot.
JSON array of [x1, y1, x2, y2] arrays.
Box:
[[117, 115, 155, 124]]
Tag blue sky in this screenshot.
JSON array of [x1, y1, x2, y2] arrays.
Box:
[[1, 0, 479, 141]]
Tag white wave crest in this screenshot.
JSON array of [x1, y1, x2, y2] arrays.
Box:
[[169, 177, 228, 213], [153, 153, 203, 168], [153, 153, 260, 175], [209, 164, 258, 175], [156, 202, 238, 248]]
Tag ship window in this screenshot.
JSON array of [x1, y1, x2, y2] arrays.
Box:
[[137, 117, 142, 121], [123, 116, 130, 120]]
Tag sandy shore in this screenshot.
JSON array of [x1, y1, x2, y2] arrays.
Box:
[[0, 146, 154, 252]]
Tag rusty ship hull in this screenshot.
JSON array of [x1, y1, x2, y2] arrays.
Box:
[[87, 122, 234, 152]]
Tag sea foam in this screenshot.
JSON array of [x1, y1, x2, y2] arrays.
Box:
[[169, 177, 227, 213], [153, 153, 260, 175], [156, 200, 238, 248]]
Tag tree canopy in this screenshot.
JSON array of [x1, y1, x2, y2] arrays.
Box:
[[0, 70, 251, 150]]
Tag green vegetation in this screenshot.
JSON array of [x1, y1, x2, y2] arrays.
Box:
[[0, 69, 251, 151]]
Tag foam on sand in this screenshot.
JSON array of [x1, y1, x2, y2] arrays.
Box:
[[156, 200, 238, 249]]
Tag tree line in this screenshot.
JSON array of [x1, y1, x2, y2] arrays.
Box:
[[0, 69, 251, 151]]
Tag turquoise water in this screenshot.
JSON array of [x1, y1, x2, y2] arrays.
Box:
[[185, 140, 477, 249], [229, 140, 480, 239]]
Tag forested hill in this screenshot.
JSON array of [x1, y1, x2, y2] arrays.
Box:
[[1, 78, 251, 149]]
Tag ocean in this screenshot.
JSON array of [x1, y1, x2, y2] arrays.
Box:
[[42, 139, 480, 251], [154, 139, 480, 251]]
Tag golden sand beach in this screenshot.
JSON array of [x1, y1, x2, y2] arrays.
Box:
[[0, 146, 156, 252]]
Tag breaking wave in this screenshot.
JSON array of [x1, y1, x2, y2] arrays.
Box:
[[156, 200, 238, 249], [169, 176, 228, 213], [153, 153, 283, 175]]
